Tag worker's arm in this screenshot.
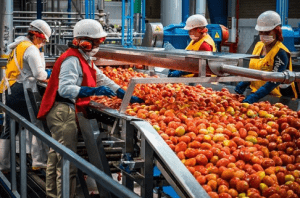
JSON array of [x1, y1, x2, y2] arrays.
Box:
[[58, 57, 82, 99], [24, 46, 48, 81], [243, 49, 289, 103]]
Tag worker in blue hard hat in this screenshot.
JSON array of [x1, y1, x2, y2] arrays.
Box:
[[235, 10, 298, 103], [168, 14, 217, 77]]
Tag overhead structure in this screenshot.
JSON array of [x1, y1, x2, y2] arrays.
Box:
[[122, 0, 145, 46], [85, 0, 95, 19]]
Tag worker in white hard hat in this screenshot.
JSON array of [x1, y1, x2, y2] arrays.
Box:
[[37, 19, 143, 198], [0, 19, 52, 171], [168, 14, 217, 77], [235, 10, 298, 103]]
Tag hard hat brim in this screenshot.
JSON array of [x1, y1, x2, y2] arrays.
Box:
[[255, 23, 281, 32], [183, 26, 192, 30]]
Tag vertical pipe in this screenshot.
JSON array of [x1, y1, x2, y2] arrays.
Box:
[[161, 0, 181, 26], [10, 120, 16, 192], [93, 0, 95, 19], [127, 0, 130, 45], [182, 0, 190, 23], [51, 0, 54, 12], [189, 0, 195, 16], [142, 0, 145, 33], [57, 0, 60, 12], [228, 0, 237, 43], [134, 0, 141, 32], [131, 0, 134, 44], [85, 0, 88, 18], [37, 0, 43, 19], [20, 127, 27, 197], [0, 0, 13, 58], [122, 0, 125, 45], [196, 0, 206, 16], [62, 158, 70, 198], [276, 0, 288, 25], [68, 0, 72, 20], [90, 0, 92, 19]]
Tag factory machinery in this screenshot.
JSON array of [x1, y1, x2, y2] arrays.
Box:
[[4, 44, 294, 198]]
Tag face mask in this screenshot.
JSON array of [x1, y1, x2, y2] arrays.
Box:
[[86, 47, 99, 57], [189, 35, 198, 41], [260, 35, 275, 45]]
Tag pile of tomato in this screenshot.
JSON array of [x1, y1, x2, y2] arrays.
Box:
[[91, 66, 300, 198]]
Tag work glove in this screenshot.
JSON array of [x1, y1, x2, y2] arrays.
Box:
[[242, 93, 260, 104], [77, 86, 116, 98], [234, 81, 250, 94], [116, 88, 144, 103], [168, 70, 191, 77], [45, 69, 52, 79], [243, 85, 270, 104]]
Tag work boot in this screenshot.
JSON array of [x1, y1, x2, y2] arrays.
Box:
[[0, 139, 10, 171], [31, 135, 48, 170]]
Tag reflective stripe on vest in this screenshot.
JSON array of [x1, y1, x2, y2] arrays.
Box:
[[185, 34, 217, 52], [249, 41, 297, 98]]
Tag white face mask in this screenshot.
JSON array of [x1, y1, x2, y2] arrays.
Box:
[[260, 35, 275, 45], [86, 47, 99, 57], [189, 35, 199, 41]]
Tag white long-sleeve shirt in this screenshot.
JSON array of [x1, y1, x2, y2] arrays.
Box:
[[58, 49, 120, 101], [8, 36, 48, 82]]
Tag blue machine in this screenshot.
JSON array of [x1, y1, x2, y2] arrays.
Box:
[[276, 0, 300, 52], [282, 25, 297, 52]]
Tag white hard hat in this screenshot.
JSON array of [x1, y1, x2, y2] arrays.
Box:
[[184, 14, 208, 30], [255, 11, 281, 32], [29, 19, 52, 42], [73, 19, 107, 38]]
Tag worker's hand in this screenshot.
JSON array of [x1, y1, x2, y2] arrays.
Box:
[[242, 93, 260, 104], [116, 88, 144, 103], [130, 96, 144, 103], [234, 81, 250, 94], [78, 86, 116, 98], [45, 69, 52, 79], [168, 70, 183, 77], [95, 86, 116, 97]]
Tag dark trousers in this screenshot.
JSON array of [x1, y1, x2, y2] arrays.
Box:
[[0, 82, 30, 139]]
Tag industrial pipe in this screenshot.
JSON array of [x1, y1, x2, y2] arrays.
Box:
[[96, 50, 200, 73], [196, 0, 206, 16], [209, 62, 300, 84], [0, 0, 13, 58]]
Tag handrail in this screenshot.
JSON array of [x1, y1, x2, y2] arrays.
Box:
[[131, 120, 210, 198], [0, 102, 140, 198]]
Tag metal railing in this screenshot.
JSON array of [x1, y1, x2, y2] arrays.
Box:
[[0, 102, 140, 198]]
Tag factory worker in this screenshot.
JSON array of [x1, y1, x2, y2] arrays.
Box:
[[235, 10, 298, 103], [37, 19, 143, 198], [0, 19, 52, 171], [168, 14, 217, 77]]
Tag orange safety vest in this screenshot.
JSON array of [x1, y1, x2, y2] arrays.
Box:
[[0, 41, 33, 93], [185, 34, 217, 52], [249, 41, 297, 98]]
